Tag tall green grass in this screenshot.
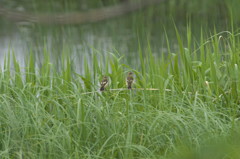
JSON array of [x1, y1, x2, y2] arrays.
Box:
[[0, 28, 240, 158]]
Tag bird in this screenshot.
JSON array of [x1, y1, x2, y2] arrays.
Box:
[[100, 76, 108, 91], [126, 72, 134, 89]]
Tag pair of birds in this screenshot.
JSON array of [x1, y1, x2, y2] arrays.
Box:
[[100, 72, 134, 91]]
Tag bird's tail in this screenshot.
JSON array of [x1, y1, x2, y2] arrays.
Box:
[[128, 84, 132, 89], [100, 87, 104, 91]]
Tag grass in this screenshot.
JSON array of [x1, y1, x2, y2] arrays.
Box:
[[0, 26, 240, 158]]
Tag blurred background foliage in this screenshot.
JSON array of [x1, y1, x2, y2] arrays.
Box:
[[0, 0, 234, 20]]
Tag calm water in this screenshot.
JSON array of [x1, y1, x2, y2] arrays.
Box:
[[0, 22, 172, 70], [0, 17, 227, 73], [0, 23, 144, 73]]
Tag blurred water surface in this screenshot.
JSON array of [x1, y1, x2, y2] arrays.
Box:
[[0, 0, 234, 70]]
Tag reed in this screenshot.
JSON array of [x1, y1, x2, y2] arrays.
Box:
[[0, 26, 240, 158]]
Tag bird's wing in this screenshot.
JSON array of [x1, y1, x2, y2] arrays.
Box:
[[101, 80, 108, 85], [127, 76, 134, 82]]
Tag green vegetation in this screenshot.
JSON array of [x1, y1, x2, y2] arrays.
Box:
[[1, 0, 240, 158], [1, 26, 240, 158]]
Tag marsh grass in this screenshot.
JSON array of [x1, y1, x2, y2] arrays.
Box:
[[0, 27, 240, 158]]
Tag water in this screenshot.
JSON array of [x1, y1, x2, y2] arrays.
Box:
[[0, 31, 26, 68], [0, 22, 146, 74], [0, 2, 230, 71]]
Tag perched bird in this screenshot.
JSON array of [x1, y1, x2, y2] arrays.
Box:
[[100, 76, 108, 91], [126, 72, 134, 89]]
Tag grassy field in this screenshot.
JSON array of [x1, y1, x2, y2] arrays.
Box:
[[1, 25, 240, 158]]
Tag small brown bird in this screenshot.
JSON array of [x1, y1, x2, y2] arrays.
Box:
[[126, 72, 134, 89], [100, 76, 108, 91]]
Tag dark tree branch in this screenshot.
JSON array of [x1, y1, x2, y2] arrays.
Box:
[[0, 0, 165, 25]]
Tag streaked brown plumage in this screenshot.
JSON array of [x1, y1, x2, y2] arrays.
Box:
[[127, 72, 134, 89], [100, 76, 108, 91]]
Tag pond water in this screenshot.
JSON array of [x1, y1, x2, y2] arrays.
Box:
[[0, 22, 173, 70], [0, 10, 228, 72]]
